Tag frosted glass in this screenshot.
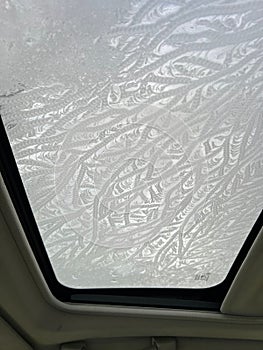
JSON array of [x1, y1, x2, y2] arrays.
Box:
[[0, 0, 262, 288]]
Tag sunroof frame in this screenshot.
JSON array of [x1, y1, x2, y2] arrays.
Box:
[[0, 115, 262, 311]]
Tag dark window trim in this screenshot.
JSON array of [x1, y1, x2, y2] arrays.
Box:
[[0, 116, 262, 310]]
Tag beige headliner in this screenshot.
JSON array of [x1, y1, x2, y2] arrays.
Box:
[[0, 174, 262, 348]]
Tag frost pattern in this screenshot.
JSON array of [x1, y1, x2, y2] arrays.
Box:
[[0, 0, 262, 288]]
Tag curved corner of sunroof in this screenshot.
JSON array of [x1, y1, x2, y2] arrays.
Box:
[[0, 0, 262, 290]]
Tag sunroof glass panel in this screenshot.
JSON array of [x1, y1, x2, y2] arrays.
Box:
[[1, 0, 262, 289]]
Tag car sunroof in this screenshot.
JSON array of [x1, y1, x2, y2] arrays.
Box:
[[0, 0, 262, 296]]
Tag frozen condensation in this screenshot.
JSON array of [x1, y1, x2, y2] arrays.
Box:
[[0, 0, 262, 288]]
